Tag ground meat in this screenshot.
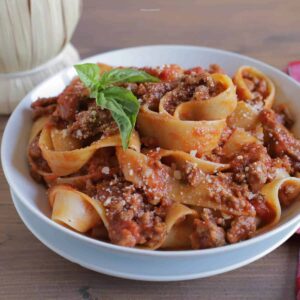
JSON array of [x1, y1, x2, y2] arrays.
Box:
[[273, 103, 294, 129], [190, 208, 226, 249], [158, 64, 185, 81], [123, 81, 179, 111], [94, 176, 169, 248], [251, 193, 275, 225], [132, 149, 172, 205], [230, 143, 272, 192], [184, 66, 204, 75], [243, 72, 268, 99], [206, 64, 225, 74], [68, 104, 118, 140], [226, 216, 256, 244], [201, 127, 233, 163], [53, 78, 89, 122], [66, 149, 120, 191], [183, 162, 202, 186], [31, 96, 57, 120], [271, 155, 293, 176], [139, 64, 184, 81], [246, 161, 269, 192], [162, 73, 224, 115], [138, 67, 161, 78], [188, 171, 256, 216], [260, 108, 300, 161]]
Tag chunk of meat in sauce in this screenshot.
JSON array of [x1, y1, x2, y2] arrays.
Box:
[[94, 176, 169, 248], [230, 143, 272, 192], [123, 81, 179, 111], [53, 78, 89, 122], [181, 168, 256, 216], [208, 173, 255, 215], [68, 103, 118, 140], [260, 108, 300, 161], [31, 96, 57, 120], [226, 216, 256, 244], [207, 64, 225, 74], [190, 208, 226, 249], [158, 64, 185, 81], [273, 103, 294, 129], [251, 194, 275, 226], [279, 184, 300, 207]]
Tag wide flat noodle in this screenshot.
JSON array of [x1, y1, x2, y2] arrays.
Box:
[[117, 148, 255, 217], [39, 124, 141, 176], [160, 203, 197, 249], [155, 148, 229, 174], [222, 128, 259, 157], [227, 101, 259, 130], [257, 177, 300, 233], [27, 63, 300, 250], [28, 116, 49, 144], [49, 184, 108, 232], [49, 184, 197, 250], [229, 66, 276, 130], [233, 65, 275, 108], [173, 74, 237, 120], [50, 128, 81, 151], [137, 107, 226, 155], [27, 116, 57, 181], [137, 74, 237, 155]]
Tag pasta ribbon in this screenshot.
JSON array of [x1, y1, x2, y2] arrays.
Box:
[[39, 124, 141, 176], [27, 63, 300, 250], [173, 74, 237, 120], [137, 74, 237, 155], [257, 177, 300, 233], [49, 185, 108, 232], [233, 66, 275, 108], [229, 66, 276, 130], [116, 148, 255, 217], [222, 128, 259, 157]]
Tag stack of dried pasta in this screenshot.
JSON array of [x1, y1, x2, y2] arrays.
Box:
[[0, 0, 82, 114]]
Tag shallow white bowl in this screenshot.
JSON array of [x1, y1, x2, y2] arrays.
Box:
[[9, 187, 300, 281], [2, 45, 300, 281]]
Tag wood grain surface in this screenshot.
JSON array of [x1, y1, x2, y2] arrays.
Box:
[[1, 1, 300, 299]]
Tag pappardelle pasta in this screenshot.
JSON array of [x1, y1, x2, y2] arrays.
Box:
[[28, 63, 300, 250]]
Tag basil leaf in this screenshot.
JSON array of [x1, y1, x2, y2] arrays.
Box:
[[103, 86, 140, 127], [74, 63, 159, 148], [96, 92, 133, 149], [100, 68, 160, 87], [74, 63, 100, 92]]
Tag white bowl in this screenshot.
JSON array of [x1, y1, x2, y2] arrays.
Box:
[[2, 45, 300, 281], [9, 187, 300, 281]]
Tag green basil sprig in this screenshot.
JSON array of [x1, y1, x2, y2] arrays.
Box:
[[74, 63, 159, 148]]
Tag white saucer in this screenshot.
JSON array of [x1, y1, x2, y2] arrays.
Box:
[[10, 188, 300, 281]]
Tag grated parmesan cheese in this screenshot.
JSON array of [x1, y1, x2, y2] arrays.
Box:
[[102, 166, 110, 175]]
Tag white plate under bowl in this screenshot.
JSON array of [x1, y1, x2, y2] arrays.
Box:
[[2, 45, 300, 281], [10, 187, 300, 281]]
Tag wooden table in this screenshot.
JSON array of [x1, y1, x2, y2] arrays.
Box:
[[1, 1, 300, 299]]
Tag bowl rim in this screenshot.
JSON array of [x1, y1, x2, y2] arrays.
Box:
[[2, 44, 300, 257], [10, 187, 300, 281]]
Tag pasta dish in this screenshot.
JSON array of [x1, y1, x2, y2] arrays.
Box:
[[28, 63, 300, 250]]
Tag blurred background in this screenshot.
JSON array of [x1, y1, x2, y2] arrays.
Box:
[[72, 0, 300, 70]]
